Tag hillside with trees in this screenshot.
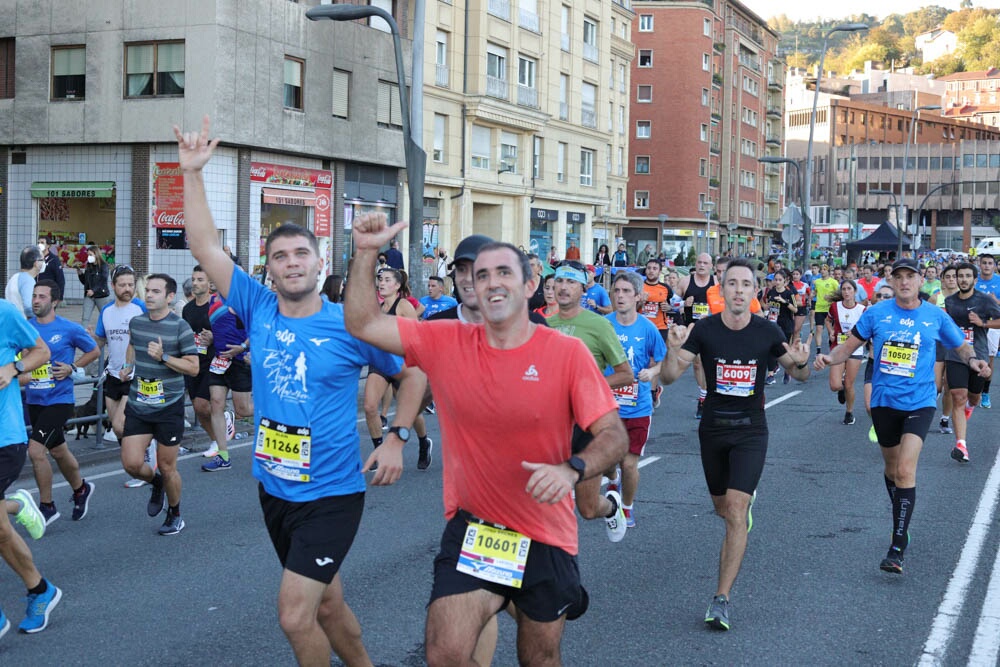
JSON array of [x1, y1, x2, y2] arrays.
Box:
[[769, 5, 1000, 77]]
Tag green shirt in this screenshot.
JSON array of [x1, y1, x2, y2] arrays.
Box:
[[547, 309, 627, 370], [920, 279, 941, 299], [813, 278, 839, 313]]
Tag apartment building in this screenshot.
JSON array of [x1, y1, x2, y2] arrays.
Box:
[[941, 69, 1000, 128], [627, 0, 782, 261], [421, 0, 634, 262], [0, 0, 410, 294]]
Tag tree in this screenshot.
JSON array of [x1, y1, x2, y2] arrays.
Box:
[[957, 14, 1000, 69], [903, 6, 951, 36], [920, 52, 964, 76]]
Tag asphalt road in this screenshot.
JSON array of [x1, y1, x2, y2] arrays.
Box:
[[2, 361, 1000, 666]]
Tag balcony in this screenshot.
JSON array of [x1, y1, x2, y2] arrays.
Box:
[[739, 55, 761, 73], [709, 178, 720, 188], [713, 42, 725, 53], [487, 0, 510, 20], [583, 42, 599, 63], [581, 104, 597, 128], [712, 72, 722, 87], [766, 134, 781, 145], [486, 75, 508, 100], [710, 140, 721, 154], [435, 64, 449, 87], [764, 189, 779, 202], [519, 8, 539, 32], [763, 163, 779, 175], [612, 0, 631, 9], [768, 74, 783, 90], [517, 84, 538, 108], [559, 102, 568, 120], [766, 106, 781, 117]]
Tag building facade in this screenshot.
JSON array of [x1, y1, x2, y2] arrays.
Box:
[[941, 69, 1000, 129], [626, 0, 783, 262], [0, 0, 411, 297], [421, 0, 634, 263]]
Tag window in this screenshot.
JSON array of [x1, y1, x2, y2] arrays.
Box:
[[51, 46, 86, 100], [700, 124, 707, 141], [581, 82, 596, 128], [376, 80, 403, 127], [520, 0, 539, 31], [561, 6, 571, 51], [559, 74, 569, 120], [702, 88, 709, 106], [125, 41, 184, 97], [609, 59, 615, 89], [583, 19, 598, 62], [518, 55, 537, 106], [332, 69, 350, 118], [635, 191, 649, 208], [702, 53, 710, 71], [742, 107, 757, 127], [435, 30, 449, 87], [0, 38, 13, 99], [433, 114, 446, 162], [740, 139, 757, 157], [557, 142, 567, 182], [500, 131, 518, 173], [619, 63, 626, 93], [699, 158, 707, 177], [471, 125, 491, 169], [283, 56, 304, 109], [618, 106, 625, 135], [617, 146, 624, 175], [635, 156, 650, 174], [608, 102, 613, 131], [369, 0, 393, 32], [580, 148, 594, 186], [533, 136, 542, 179], [636, 120, 651, 138], [607, 143, 612, 173], [637, 85, 651, 102], [741, 170, 756, 188], [703, 18, 711, 36], [486, 44, 508, 99], [638, 49, 652, 68], [639, 14, 653, 31]]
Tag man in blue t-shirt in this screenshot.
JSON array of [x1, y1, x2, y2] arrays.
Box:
[[976, 253, 1000, 408], [605, 272, 666, 529], [583, 264, 612, 314], [815, 258, 988, 576], [22, 280, 99, 526], [0, 297, 63, 633], [176, 116, 426, 666], [419, 276, 458, 319]]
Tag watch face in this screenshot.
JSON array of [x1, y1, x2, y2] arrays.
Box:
[[392, 427, 411, 442]]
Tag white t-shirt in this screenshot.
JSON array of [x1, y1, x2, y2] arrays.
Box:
[[95, 299, 147, 375], [4, 272, 35, 318]]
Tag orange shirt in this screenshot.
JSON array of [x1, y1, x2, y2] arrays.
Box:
[[641, 282, 672, 330], [707, 283, 762, 315], [565, 246, 581, 260], [398, 317, 618, 555]]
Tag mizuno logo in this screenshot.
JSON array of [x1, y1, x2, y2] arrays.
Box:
[[309, 337, 330, 346], [315, 557, 335, 567]]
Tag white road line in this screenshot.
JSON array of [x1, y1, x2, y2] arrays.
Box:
[[764, 390, 801, 409], [919, 444, 1000, 666], [637, 456, 660, 469], [969, 541, 1000, 665]]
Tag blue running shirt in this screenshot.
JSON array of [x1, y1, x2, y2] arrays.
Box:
[[0, 301, 42, 447], [26, 316, 96, 406], [225, 266, 404, 501], [854, 299, 964, 411], [605, 314, 666, 418]]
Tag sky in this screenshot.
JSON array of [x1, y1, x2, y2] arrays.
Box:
[[746, 0, 1000, 22]]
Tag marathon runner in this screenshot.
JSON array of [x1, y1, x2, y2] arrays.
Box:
[[419, 276, 458, 319], [944, 262, 1000, 463], [678, 253, 716, 418], [763, 269, 797, 385], [639, 258, 672, 407], [814, 258, 987, 574], [812, 265, 839, 355], [202, 294, 253, 472], [975, 253, 1000, 408], [344, 213, 627, 665], [863, 286, 896, 443], [825, 280, 866, 425], [176, 116, 426, 666], [0, 298, 60, 635], [582, 265, 612, 315], [790, 268, 811, 343], [607, 271, 666, 528], [22, 280, 99, 524], [661, 258, 812, 631], [937, 264, 959, 435], [182, 265, 226, 458]]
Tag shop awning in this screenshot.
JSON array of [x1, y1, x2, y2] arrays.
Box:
[[262, 187, 316, 207], [31, 181, 116, 198]]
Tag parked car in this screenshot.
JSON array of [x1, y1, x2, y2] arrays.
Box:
[[935, 248, 958, 258]]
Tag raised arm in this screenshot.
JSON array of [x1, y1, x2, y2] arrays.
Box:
[[174, 116, 235, 297], [343, 213, 410, 356]]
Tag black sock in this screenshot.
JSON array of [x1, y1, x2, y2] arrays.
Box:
[[169, 504, 180, 515], [28, 579, 48, 596], [892, 487, 915, 551], [372, 437, 383, 448], [884, 475, 896, 502], [73, 481, 85, 495], [152, 471, 163, 488], [985, 380, 992, 394]]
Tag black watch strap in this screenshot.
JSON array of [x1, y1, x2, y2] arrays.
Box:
[[568, 455, 586, 482]]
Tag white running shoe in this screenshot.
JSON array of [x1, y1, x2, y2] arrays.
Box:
[[224, 411, 235, 441], [146, 440, 158, 469], [103, 430, 118, 443], [604, 490, 627, 543], [124, 478, 147, 488], [202, 441, 219, 458]]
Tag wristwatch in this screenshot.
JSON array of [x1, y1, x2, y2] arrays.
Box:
[[387, 426, 411, 442], [159, 354, 170, 365], [567, 455, 586, 482], [14, 360, 25, 373]]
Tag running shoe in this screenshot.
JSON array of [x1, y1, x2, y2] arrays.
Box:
[[201, 455, 232, 472], [124, 478, 147, 488], [11, 490, 45, 540], [652, 386, 663, 408], [147, 473, 165, 517], [747, 489, 757, 533], [424, 401, 436, 415], [868, 424, 878, 444], [765, 374, 776, 385], [696, 398, 704, 420], [837, 388, 846, 405], [71, 481, 95, 521], [417, 437, 433, 470], [951, 441, 969, 463], [939, 417, 953, 434], [177, 446, 190, 455], [39, 502, 59, 527], [965, 405, 974, 422], [783, 371, 790, 385], [102, 430, 118, 443], [380, 415, 388, 430], [225, 410, 235, 440], [0, 608, 9, 641], [843, 411, 856, 425], [18, 581, 61, 633], [158, 509, 185, 536], [705, 594, 731, 631], [879, 547, 904, 574], [624, 506, 635, 528], [604, 490, 627, 543], [982, 393, 992, 409], [202, 441, 219, 458]]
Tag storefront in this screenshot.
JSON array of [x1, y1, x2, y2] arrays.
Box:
[[342, 163, 399, 269], [565, 212, 584, 259], [529, 207, 557, 261], [31, 180, 117, 275]]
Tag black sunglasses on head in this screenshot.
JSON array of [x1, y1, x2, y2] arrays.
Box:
[[557, 260, 586, 271], [112, 264, 134, 278]]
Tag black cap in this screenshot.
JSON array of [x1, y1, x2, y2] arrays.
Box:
[[891, 258, 920, 274], [449, 234, 494, 269]]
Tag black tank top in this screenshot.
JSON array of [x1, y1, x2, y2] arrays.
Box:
[[684, 274, 715, 323], [385, 296, 403, 315]]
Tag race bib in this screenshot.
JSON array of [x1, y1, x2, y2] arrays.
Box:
[[692, 303, 710, 320], [28, 363, 55, 390], [136, 377, 165, 405], [194, 334, 208, 355], [255, 417, 312, 482], [963, 327, 975, 346], [879, 341, 918, 378], [209, 355, 232, 375], [456, 520, 531, 589], [768, 307, 779, 323], [642, 301, 659, 319], [837, 333, 850, 345], [716, 363, 756, 397], [612, 382, 639, 407]]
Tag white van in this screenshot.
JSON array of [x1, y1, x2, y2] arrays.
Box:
[[975, 237, 1000, 254]]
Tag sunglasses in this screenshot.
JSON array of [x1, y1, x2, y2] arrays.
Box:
[[557, 260, 586, 271], [112, 265, 135, 279]]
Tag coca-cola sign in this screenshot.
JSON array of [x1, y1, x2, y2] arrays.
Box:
[[156, 211, 185, 226], [152, 162, 185, 228], [250, 162, 332, 189]]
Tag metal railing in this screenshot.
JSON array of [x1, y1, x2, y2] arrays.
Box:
[[435, 64, 449, 87], [559, 102, 568, 120], [517, 84, 538, 108], [486, 75, 508, 100], [487, 0, 510, 20], [581, 106, 596, 128], [583, 42, 598, 62], [518, 9, 539, 31]]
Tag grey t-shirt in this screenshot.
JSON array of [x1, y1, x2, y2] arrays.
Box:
[[127, 312, 198, 414], [944, 290, 1000, 363]]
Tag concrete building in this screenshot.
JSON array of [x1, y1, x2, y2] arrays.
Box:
[[627, 0, 783, 261], [941, 68, 1000, 129], [0, 0, 411, 296], [915, 28, 957, 65], [420, 0, 634, 263]]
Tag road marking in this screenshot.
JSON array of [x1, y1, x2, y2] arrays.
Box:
[[637, 456, 659, 469], [919, 444, 1000, 666], [764, 390, 801, 409], [969, 543, 1000, 665]]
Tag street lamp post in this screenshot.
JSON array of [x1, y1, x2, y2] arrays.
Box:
[[803, 23, 868, 271], [703, 201, 716, 256], [307, 4, 427, 296], [900, 104, 941, 256], [759, 156, 804, 265], [871, 188, 901, 257]]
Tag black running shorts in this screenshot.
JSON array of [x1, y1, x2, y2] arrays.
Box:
[[945, 360, 987, 396], [429, 511, 587, 623], [870, 406, 936, 448], [207, 359, 252, 393], [185, 369, 212, 402], [103, 375, 131, 402], [122, 399, 186, 446], [0, 444, 27, 498], [259, 486, 364, 585], [698, 410, 768, 497], [864, 358, 874, 384], [27, 403, 74, 450]]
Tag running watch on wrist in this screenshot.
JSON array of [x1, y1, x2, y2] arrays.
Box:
[[387, 426, 411, 442], [160, 354, 170, 365], [567, 456, 586, 482], [14, 360, 25, 373]]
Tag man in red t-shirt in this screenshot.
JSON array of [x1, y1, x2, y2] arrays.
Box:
[[345, 213, 627, 666], [857, 264, 879, 306]]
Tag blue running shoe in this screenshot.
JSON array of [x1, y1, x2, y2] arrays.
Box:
[[0, 608, 9, 641], [705, 595, 731, 630], [201, 455, 232, 472], [982, 393, 992, 409], [19, 581, 62, 633]]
